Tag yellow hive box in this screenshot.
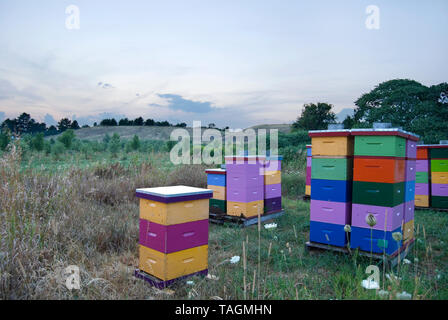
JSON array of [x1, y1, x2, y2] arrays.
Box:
[[207, 185, 226, 201], [311, 136, 354, 156], [264, 171, 281, 185], [139, 245, 208, 281], [139, 198, 209, 225], [403, 220, 414, 242], [227, 200, 263, 218], [305, 185, 311, 196], [432, 172, 448, 184], [414, 194, 429, 207]]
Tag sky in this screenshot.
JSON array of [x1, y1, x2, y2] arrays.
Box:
[[0, 0, 447, 128]]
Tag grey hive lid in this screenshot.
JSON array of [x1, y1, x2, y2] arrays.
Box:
[[136, 185, 212, 197]]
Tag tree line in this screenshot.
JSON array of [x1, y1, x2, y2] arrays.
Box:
[[292, 79, 448, 144]]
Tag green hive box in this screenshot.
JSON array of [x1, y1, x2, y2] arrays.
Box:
[[431, 159, 448, 172], [352, 181, 405, 207], [430, 148, 448, 159], [431, 196, 448, 209], [210, 199, 226, 214], [416, 171, 429, 183], [354, 136, 406, 158], [311, 158, 353, 181]]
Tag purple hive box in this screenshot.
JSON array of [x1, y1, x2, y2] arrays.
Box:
[[416, 160, 428, 172], [405, 160, 416, 181], [415, 183, 429, 195], [432, 183, 448, 196], [225, 156, 265, 175], [406, 140, 417, 159], [226, 171, 264, 189], [351, 203, 404, 231], [310, 200, 351, 225], [264, 197, 282, 212], [263, 160, 282, 171], [264, 183, 282, 199], [307, 157, 312, 167], [404, 200, 414, 223], [227, 185, 264, 202], [306, 167, 312, 185], [139, 219, 208, 254]]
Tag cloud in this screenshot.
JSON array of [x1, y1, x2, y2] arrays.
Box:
[[0, 78, 43, 102], [157, 93, 213, 113], [97, 82, 114, 89]]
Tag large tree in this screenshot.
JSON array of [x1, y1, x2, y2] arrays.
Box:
[[292, 102, 336, 131], [354, 79, 448, 143]]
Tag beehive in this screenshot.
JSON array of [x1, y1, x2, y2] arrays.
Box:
[[415, 145, 430, 207], [205, 168, 227, 214], [350, 129, 418, 254], [136, 186, 212, 281], [305, 145, 312, 196], [429, 144, 448, 209], [225, 156, 265, 218], [309, 130, 353, 247], [262, 155, 283, 213]]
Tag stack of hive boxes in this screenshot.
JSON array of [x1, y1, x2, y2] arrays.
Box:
[[415, 145, 430, 208], [135, 186, 212, 283], [225, 155, 265, 218], [305, 145, 312, 197], [309, 130, 353, 247], [263, 156, 283, 213], [430, 143, 448, 209], [404, 139, 417, 246], [205, 168, 227, 214], [350, 129, 418, 255]]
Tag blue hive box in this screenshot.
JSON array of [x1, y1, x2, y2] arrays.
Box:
[[310, 179, 352, 203], [350, 226, 402, 255], [309, 221, 347, 247]]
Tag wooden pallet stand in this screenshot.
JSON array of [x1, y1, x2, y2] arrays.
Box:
[[134, 268, 208, 289], [209, 210, 285, 227], [305, 238, 414, 269]]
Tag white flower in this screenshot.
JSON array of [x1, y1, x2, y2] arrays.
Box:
[[361, 279, 379, 290], [264, 223, 277, 229], [186, 281, 194, 285], [230, 256, 240, 264], [366, 214, 377, 227], [206, 274, 219, 281], [344, 225, 351, 233], [403, 259, 411, 264], [414, 258, 419, 263]]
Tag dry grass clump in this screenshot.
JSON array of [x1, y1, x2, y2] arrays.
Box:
[[0, 145, 209, 299]]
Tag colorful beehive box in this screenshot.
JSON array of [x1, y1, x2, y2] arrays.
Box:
[[350, 128, 419, 255], [305, 145, 312, 196], [429, 144, 448, 209], [415, 145, 430, 207], [205, 168, 227, 214], [308, 129, 353, 247], [136, 186, 212, 281], [263, 155, 283, 213], [225, 156, 265, 218]]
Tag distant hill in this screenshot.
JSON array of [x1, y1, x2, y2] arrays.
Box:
[[48, 123, 294, 142], [49, 126, 195, 142], [246, 124, 292, 134]]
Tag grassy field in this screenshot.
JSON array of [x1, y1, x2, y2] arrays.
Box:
[[1, 145, 447, 300]]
